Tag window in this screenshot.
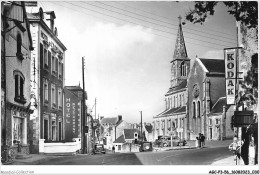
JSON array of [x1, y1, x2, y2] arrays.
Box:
[[182, 94, 185, 105], [51, 84, 56, 107], [52, 119, 56, 140], [209, 119, 212, 125], [44, 48, 48, 68], [179, 94, 182, 107], [14, 71, 26, 104], [43, 79, 48, 102], [181, 62, 186, 76], [58, 87, 62, 108], [16, 34, 23, 60], [175, 119, 178, 128], [13, 116, 26, 145], [43, 115, 49, 140], [216, 119, 220, 125], [197, 101, 200, 117], [193, 102, 196, 118], [52, 56, 56, 73], [58, 61, 62, 78]]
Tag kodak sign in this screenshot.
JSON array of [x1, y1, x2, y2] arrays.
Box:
[[224, 49, 237, 104]]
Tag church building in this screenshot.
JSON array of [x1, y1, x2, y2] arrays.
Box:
[[153, 16, 190, 140]]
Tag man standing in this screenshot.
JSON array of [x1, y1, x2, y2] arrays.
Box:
[[112, 145, 115, 153], [200, 134, 205, 148]]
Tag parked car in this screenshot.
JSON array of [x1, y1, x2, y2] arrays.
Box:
[[93, 144, 106, 154], [160, 136, 187, 147], [139, 141, 153, 152]]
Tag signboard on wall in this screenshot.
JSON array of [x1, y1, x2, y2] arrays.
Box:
[[234, 111, 254, 127], [224, 48, 237, 104], [64, 88, 81, 141]]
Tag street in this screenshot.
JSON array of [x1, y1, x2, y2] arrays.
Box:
[[39, 146, 233, 165]]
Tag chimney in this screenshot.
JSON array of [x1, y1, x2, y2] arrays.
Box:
[[45, 11, 56, 32], [118, 115, 122, 121]]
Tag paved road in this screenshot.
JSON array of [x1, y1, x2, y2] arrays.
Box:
[[39, 146, 233, 165]]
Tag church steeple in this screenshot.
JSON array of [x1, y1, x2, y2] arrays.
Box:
[[170, 16, 190, 88], [172, 16, 188, 61]]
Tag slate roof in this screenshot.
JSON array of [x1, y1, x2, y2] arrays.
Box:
[[113, 135, 125, 143], [100, 117, 118, 125], [199, 58, 225, 74], [166, 79, 187, 94], [124, 129, 139, 140], [145, 124, 153, 133], [157, 106, 186, 117], [209, 97, 231, 115]]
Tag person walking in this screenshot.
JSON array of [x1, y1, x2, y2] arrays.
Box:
[[200, 134, 205, 148], [112, 145, 115, 153]]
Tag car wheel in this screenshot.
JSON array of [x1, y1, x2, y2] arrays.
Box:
[[163, 143, 168, 147]]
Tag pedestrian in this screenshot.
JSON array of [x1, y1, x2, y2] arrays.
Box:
[[112, 145, 115, 153], [198, 133, 202, 148], [200, 134, 205, 148]]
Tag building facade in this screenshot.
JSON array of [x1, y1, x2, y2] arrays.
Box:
[[1, 1, 34, 155], [153, 16, 190, 141], [187, 57, 226, 140], [26, 7, 67, 153]]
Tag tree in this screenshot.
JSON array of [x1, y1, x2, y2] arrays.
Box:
[[185, 1, 258, 28]]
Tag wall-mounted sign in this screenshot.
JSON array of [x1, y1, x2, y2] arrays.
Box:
[[233, 111, 254, 127], [224, 48, 237, 104]]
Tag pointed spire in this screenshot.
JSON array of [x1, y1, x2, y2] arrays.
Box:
[[172, 15, 188, 61]]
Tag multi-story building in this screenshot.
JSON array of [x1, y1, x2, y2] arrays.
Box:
[[26, 7, 67, 153], [1, 1, 33, 155], [153, 16, 190, 141]]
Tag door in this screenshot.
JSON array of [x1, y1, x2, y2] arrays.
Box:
[[209, 128, 212, 140], [59, 122, 62, 141], [44, 119, 48, 140]]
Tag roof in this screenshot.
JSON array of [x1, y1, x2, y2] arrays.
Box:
[[172, 17, 188, 61], [145, 124, 153, 133], [64, 86, 87, 99], [209, 97, 231, 115], [113, 135, 125, 143], [157, 106, 186, 117], [199, 58, 225, 74], [124, 129, 139, 140], [166, 79, 187, 94], [100, 117, 118, 125]]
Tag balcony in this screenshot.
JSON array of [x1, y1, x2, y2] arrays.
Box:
[[14, 95, 26, 104]]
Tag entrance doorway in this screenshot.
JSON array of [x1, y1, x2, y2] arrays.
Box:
[[209, 128, 212, 140], [44, 119, 48, 140], [58, 121, 62, 141]]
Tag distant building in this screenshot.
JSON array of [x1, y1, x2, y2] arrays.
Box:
[[26, 6, 67, 153], [113, 129, 139, 153], [100, 115, 131, 149], [153, 16, 190, 141], [1, 1, 34, 155], [187, 57, 226, 140]]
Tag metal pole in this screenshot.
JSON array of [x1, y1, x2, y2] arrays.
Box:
[[140, 111, 142, 141], [82, 57, 86, 154], [95, 98, 96, 120]]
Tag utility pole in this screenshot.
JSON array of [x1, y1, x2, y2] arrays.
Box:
[[82, 57, 86, 154], [140, 111, 143, 141], [95, 98, 97, 120]]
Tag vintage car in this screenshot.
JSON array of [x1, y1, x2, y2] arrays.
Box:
[[139, 141, 153, 152], [93, 144, 106, 154], [159, 136, 187, 147]]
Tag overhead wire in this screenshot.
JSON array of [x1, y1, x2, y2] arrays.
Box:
[[63, 1, 234, 48], [115, 1, 236, 38], [95, 1, 236, 44], [44, 1, 232, 50]]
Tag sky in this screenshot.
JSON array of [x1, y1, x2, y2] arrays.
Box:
[[32, 1, 237, 124]]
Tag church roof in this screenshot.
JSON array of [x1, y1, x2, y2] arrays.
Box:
[[157, 106, 186, 117], [199, 58, 225, 74], [209, 97, 231, 115], [166, 79, 187, 95], [172, 16, 188, 61]]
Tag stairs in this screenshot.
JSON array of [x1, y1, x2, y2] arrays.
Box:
[[15, 153, 32, 159]]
